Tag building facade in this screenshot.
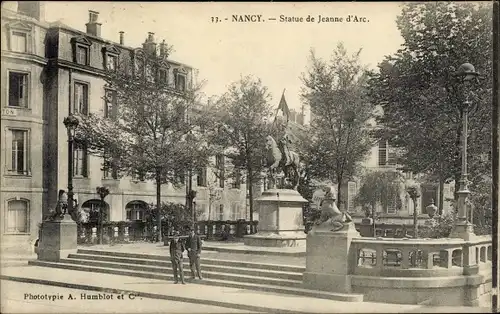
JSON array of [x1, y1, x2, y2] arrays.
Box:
[[1, 2, 248, 252]]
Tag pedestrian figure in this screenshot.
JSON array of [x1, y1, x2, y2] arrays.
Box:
[[186, 227, 203, 280], [169, 231, 186, 284]]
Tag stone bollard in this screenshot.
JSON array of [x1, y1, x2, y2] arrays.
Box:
[[114, 227, 119, 239]]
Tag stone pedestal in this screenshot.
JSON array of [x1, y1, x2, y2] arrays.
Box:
[[36, 214, 77, 261], [244, 189, 308, 247], [449, 221, 477, 241], [303, 222, 360, 293]]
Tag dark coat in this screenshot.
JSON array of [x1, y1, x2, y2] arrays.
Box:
[[186, 234, 202, 253], [169, 238, 185, 260]]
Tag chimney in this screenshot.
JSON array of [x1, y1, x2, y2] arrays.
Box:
[[85, 10, 101, 37], [159, 40, 167, 57], [17, 1, 45, 21], [143, 32, 157, 55], [119, 31, 124, 45]]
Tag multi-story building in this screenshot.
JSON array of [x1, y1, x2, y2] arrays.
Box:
[[1, 2, 248, 252]]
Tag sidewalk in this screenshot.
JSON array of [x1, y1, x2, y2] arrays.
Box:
[[0, 266, 489, 313], [2, 280, 250, 314]]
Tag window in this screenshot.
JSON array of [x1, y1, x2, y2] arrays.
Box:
[[387, 147, 396, 166], [104, 90, 117, 119], [159, 69, 168, 85], [73, 143, 88, 177], [8, 129, 29, 174], [82, 200, 108, 223], [76, 46, 89, 65], [9, 72, 28, 108], [11, 31, 27, 52], [347, 181, 357, 211], [219, 204, 224, 221], [74, 83, 88, 115], [378, 141, 387, 166], [106, 54, 117, 71], [6, 200, 29, 233], [231, 203, 240, 220], [102, 152, 118, 180], [126, 202, 146, 221], [197, 167, 207, 187], [232, 170, 241, 189], [71, 36, 92, 65], [175, 74, 186, 91]]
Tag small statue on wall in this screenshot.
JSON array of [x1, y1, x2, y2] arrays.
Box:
[[314, 186, 353, 232]]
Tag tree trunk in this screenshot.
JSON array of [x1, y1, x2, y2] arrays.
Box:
[[98, 198, 104, 244], [337, 174, 343, 211], [371, 202, 376, 237], [156, 169, 162, 242], [412, 197, 418, 238], [438, 174, 445, 216], [248, 171, 254, 221]]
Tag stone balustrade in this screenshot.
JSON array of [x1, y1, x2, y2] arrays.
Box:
[[76, 220, 259, 244], [347, 235, 492, 306]]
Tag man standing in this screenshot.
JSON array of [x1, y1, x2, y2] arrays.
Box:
[[186, 227, 203, 280], [169, 231, 186, 284]]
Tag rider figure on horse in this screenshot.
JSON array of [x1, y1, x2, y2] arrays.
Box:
[[279, 133, 292, 166]]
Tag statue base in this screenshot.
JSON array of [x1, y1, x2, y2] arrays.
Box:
[[36, 214, 77, 261], [303, 222, 361, 294], [244, 189, 308, 248], [449, 221, 477, 241]]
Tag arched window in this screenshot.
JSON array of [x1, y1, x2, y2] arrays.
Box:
[[81, 199, 109, 223], [6, 199, 29, 233], [126, 201, 147, 221]]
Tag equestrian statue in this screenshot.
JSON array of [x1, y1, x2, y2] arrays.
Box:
[[264, 134, 300, 190]]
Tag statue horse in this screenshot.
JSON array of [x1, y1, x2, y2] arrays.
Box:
[[265, 135, 300, 190]]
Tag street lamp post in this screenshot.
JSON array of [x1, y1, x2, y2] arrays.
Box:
[[63, 115, 79, 219], [449, 63, 479, 240], [96, 186, 110, 244]]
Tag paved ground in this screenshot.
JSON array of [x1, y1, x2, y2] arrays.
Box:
[[1, 280, 251, 313], [0, 266, 490, 313]]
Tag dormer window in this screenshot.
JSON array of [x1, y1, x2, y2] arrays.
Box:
[[12, 32, 27, 52], [76, 46, 88, 65], [158, 69, 168, 85], [7, 22, 32, 53], [107, 55, 117, 71], [174, 67, 187, 92], [102, 45, 120, 71], [71, 36, 92, 66]]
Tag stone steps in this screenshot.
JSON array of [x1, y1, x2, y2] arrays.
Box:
[[76, 248, 305, 272], [29, 249, 363, 302], [68, 254, 303, 281]]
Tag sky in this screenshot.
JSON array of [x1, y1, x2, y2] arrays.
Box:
[[43, 2, 405, 116]]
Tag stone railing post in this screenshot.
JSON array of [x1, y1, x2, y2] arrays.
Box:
[[124, 226, 129, 242], [462, 242, 479, 275], [91, 227, 97, 244]]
